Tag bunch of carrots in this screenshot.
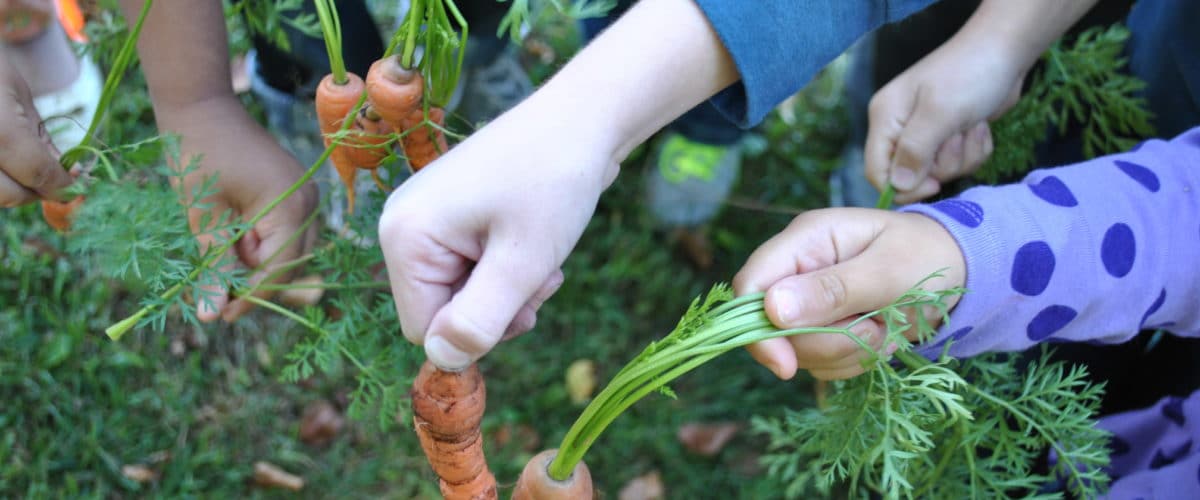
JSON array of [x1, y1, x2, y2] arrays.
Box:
[[313, 0, 449, 214]]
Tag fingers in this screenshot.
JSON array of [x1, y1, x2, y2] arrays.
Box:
[[423, 242, 563, 370], [747, 317, 890, 381], [959, 122, 993, 178], [884, 91, 963, 193], [501, 269, 564, 341], [0, 169, 36, 207], [0, 84, 72, 205], [734, 209, 882, 296], [222, 223, 308, 323], [194, 233, 237, 323]]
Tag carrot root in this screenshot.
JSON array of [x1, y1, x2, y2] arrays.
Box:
[[512, 449, 593, 500], [410, 361, 497, 500], [41, 195, 85, 232]]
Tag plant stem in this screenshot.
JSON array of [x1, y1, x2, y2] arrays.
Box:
[[60, 0, 153, 170], [401, 0, 424, 69], [240, 296, 371, 374], [314, 0, 347, 83], [255, 281, 389, 291]]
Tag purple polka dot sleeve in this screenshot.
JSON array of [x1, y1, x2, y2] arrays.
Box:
[[900, 126, 1200, 359]]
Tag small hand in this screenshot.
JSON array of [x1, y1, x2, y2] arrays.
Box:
[[162, 97, 318, 322], [865, 34, 1024, 203], [733, 208, 965, 380], [0, 53, 71, 207]]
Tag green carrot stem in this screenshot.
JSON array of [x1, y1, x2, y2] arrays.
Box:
[[60, 0, 154, 170], [314, 0, 347, 83]]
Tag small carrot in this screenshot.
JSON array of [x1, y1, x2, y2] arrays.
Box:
[[55, 0, 88, 42], [410, 361, 498, 500], [365, 55, 447, 171], [365, 55, 424, 130], [40, 195, 84, 232], [398, 106, 449, 172], [315, 72, 388, 212], [512, 449, 593, 500]]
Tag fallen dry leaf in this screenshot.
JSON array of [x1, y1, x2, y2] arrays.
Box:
[[671, 227, 714, 270], [618, 470, 664, 500], [565, 359, 597, 405], [299, 400, 345, 447], [491, 423, 541, 452], [121, 464, 157, 483], [677, 422, 742, 457], [253, 461, 305, 491]]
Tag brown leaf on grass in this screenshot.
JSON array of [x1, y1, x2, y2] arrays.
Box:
[[670, 227, 714, 270], [677, 422, 742, 457], [253, 461, 304, 491], [491, 423, 541, 452], [564, 357, 597, 402], [121, 464, 158, 483], [565, 359, 597, 405], [299, 400, 345, 447], [618, 470, 664, 500]]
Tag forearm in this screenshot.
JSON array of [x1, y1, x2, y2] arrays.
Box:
[[509, 0, 737, 171], [956, 0, 1098, 71], [118, 0, 235, 117], [904, 127, 1200, 358]]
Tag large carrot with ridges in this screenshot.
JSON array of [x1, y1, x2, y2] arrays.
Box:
[[410, 361, 497, 500]]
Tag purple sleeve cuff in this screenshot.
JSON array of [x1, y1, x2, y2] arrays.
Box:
[[898, 127, 1200, 359]]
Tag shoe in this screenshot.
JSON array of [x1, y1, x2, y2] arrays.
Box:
[[644, 132, 741, 227]]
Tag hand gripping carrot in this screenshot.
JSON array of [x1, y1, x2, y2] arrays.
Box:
[[410, 361, 498, 500]]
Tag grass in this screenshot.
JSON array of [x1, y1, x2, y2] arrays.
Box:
[[0, 5, 849, 498]]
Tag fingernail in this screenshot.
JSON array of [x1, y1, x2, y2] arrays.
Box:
[[772, 287, 800, 325], [890, 167, 917, 190], [425, 336, 472, 371]]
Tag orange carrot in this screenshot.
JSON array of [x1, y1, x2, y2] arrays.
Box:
[[410, 361, 498, 500], [512, 449, 594, 500], [364, 55, 448, 171], [365, 55, 424, 130], [315, 72, 392, 212], [55, 0, 88, 42], [40, 195, 84, 232], [398, 106, 448, 172]]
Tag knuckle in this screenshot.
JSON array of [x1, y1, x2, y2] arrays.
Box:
[[816, 272, 849, 312]]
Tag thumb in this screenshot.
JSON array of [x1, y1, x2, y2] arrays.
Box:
[[884, 95, 963, 192], [423, 243, 559, 370], [221, 223, 311, 322], [763, 253, 900, 330]]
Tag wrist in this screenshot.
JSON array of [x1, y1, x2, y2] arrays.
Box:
[[154, 93, 252, 135]]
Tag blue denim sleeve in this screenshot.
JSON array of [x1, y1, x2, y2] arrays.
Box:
[[692, 0, 938, 127]]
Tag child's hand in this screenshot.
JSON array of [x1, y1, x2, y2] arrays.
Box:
[[864, 34, 1024, 204], [378, 103, 617, 370], [733, 208, 965, 380], [0, 54, 72, 207], [161, 97, 318, 323]]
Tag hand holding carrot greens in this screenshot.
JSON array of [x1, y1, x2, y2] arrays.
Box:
[[116, 0, 317, 322], [733, 208, 965, 380]]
